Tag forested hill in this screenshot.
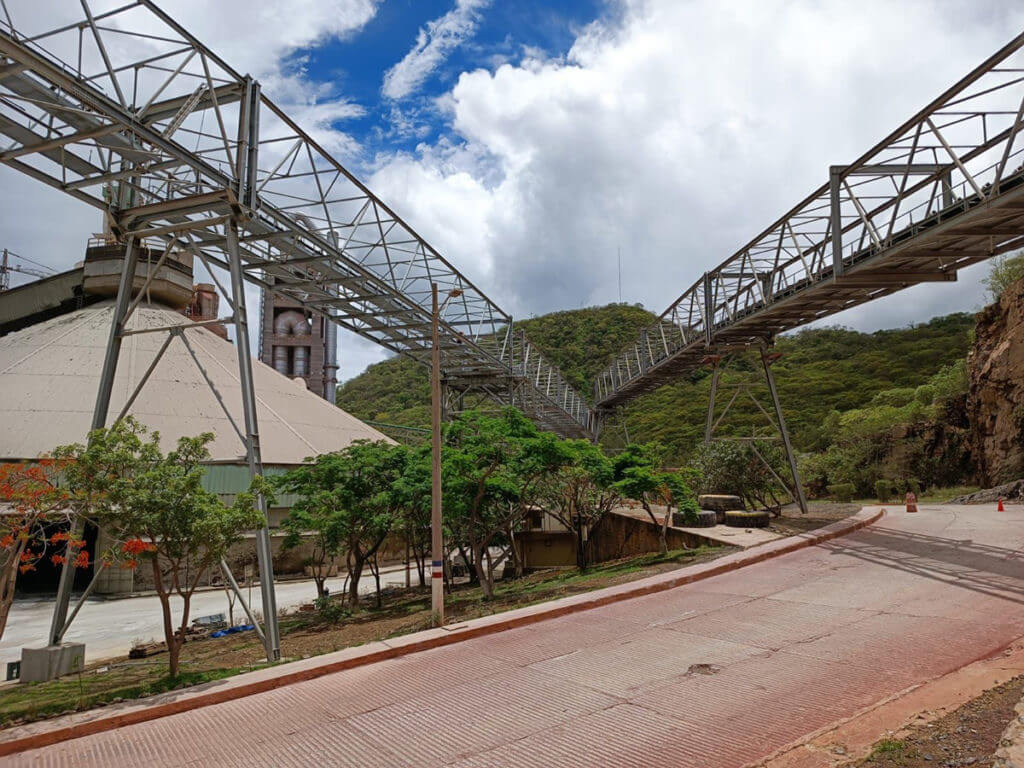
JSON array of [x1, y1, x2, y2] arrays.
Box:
[[336, 303, 655, 427], [336, 304, 975, 458]]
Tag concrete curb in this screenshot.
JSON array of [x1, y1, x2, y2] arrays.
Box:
[[0, 507, 884, 757]]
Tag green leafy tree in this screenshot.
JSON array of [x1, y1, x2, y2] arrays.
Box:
[[694, 440, 789, 510], [983, 249, 1024, 300], [58, 420, 264, 677], [276, 484, 345, 600], [539, 440, 620, 570], [612, 443, 675, 553], [391, 444, 432, 587], [278, 441, 407, 606], [443, 409, 571, 598]]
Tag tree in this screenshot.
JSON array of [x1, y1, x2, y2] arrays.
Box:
[[444, 409, 571, 598], [694, 440, 789, 510], [391, 444, 432, 587], [58, 420, 264, 677], [983, 249, 1024, 300], [540, 441, 620, 570], [277, 441, 406, 606], [0, 460, 86, 643], [277, 483, 345, 600], [612, 443, 673, 553]]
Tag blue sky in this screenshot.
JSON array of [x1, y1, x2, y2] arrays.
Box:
[[297, 0, 607, 158]]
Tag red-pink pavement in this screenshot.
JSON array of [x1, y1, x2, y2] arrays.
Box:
[[8, 504, 1024, 767]]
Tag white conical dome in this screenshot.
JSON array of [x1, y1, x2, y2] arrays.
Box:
[[0, 302, 391, 463]]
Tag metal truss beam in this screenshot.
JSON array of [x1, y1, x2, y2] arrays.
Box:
[[596, 31, 1024, 410], [0, 2, 593, 439]]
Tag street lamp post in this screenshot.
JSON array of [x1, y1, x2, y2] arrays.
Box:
[[430, 283, 461, 626]]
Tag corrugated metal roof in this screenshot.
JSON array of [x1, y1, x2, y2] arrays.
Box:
[[0, 302, 392, 464]]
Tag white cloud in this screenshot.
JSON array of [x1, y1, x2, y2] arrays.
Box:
[[367, 0, 1024, 339], [382, 0, 491, 100]]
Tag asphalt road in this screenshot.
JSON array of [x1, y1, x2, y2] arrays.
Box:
[[11, 504, 1024, 767]]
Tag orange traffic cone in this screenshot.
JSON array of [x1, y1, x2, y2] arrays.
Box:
[[905, 492, 918, 513], [998, 497, 1005, 512]]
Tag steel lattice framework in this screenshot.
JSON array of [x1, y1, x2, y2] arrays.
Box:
[[595, 31, 1024, 411], [0, 1, 594, 438]]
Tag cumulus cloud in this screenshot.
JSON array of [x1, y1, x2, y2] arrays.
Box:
[[369, 0, 1024, 334], [382, 0, 491, 101]]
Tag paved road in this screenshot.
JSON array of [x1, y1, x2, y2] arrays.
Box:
[[12, 505, 1024, 767], [3, 565, 410, 666]]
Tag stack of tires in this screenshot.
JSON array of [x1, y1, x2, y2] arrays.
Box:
[[697, 495, 771, 529]]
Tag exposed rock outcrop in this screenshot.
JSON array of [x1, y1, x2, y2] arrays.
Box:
[[968, 277, 1024, 486]]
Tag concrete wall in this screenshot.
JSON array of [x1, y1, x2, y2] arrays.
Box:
[[587, 512, 708, 563]]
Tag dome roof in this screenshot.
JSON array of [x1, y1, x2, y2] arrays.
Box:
[[0, 302, 390, 464]]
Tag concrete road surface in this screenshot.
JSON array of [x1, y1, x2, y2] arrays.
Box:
[[2, 564, 411, 667], [12, 504, 1024, 767]]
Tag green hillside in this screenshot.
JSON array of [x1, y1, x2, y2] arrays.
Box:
[[338, 304, 975, 465]]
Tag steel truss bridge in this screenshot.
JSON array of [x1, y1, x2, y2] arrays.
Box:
[[594, 32, 1024, 413], [0, 0, 594, 440]]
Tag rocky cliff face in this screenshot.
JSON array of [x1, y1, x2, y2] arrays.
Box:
[[967, 277, 1024, 485]]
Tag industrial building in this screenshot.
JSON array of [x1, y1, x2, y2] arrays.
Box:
[[0, 239, 390, 595]]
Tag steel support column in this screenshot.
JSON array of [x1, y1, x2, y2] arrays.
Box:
[[48, 236, 140, 646], [705, 361, 721, 443], [759, 345, 808, 514], [829, 166, 844, 277], [226, 218, 281, 661]]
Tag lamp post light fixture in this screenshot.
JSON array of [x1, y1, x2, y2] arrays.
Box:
[[431, 283, 462, 626]]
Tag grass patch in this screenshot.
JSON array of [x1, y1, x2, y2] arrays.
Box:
[[0, 667, 247, 727], [869, 739, 906, 757]]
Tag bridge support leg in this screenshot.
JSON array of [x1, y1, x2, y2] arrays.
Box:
[[760, 345, 809, 515], [47, 236, 140, 652], [704, 361, 721, 443], [226, 219, 281, 662]]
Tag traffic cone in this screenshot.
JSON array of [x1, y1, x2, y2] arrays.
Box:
[[998, 497, 1005, 512]]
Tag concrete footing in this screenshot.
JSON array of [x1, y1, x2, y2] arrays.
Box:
[[20, 643, 86, 683]]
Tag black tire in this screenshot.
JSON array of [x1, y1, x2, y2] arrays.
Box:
[[723, 510, 770, 528], [705, 509, 726, 525], [698, 494, 745, 512], [694, 510, 717, 528]]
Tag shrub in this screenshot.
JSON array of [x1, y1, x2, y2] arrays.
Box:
[[983, 250, 1024, 300], [870, 388, 916, 408], [914, 384, 935, 406], [828, 483, 856, 502], [313, 596, 350, 624], [874, 479, 892, 503], [675, 506, 700, 526]]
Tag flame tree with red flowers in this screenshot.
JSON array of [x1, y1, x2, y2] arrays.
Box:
[[0, 459, 85, 642], [55, 419, 265, 677]]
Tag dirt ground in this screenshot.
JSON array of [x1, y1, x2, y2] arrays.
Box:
[[856, 675, 1024, 767], [767, 501, 860, 536]]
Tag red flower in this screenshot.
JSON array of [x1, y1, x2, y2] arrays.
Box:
[[73, 550, 90, 569], [0, 535, 13, 549], [50, 554, 66, 566], [121, 539, 156, 556]]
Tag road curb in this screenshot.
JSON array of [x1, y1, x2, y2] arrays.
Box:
[[0, 507, 884, 757]]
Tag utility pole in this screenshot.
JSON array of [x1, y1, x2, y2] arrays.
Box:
[[430, 284, 445, 626], [430, 283, 462, 625]]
